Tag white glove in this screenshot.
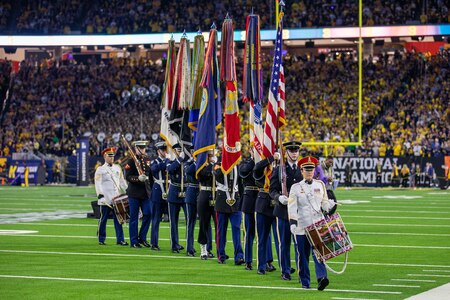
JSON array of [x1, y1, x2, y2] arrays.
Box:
[[178, 152, 185, 160], [138, 174, 148, 182], [279, 195, 289, 205], [290, 224, 297, 235], [273, 152, 281, 161], [210, 156, 217, 164]]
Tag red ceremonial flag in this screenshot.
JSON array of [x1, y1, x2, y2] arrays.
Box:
[[220, 17, 241, 174]]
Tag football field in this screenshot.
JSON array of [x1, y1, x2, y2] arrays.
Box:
[[0, 186, 449, 299]]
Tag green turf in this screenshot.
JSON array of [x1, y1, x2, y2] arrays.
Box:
[[0, 186, 449, 299]]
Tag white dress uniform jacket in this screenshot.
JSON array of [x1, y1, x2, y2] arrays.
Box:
[[288, 179, 335, 235], [95, 163, 128, 206]]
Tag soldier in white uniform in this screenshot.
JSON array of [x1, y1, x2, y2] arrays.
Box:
[[288, 156, 336, 291], [95, 147, 129, 246]]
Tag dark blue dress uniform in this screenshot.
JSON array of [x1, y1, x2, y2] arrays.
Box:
[[238, 157, 259, 269], [270, 162, 302, 280], [185, 158, 199, 256], [125, 154, 153, 248], [253, 156, 279, 274], [166, 154, 188, 252], [197, 162, 216, 259], [214, 165, 244, 264], [150, 155, 168, 250]]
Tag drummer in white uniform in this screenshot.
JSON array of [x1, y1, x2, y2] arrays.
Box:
[[288, 156, 336, 291], [95, 147, 129, 246]]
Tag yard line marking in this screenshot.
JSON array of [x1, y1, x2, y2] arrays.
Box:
[[0, 274, 402, 294], [1, 249, 449, 269], [0, 230, 38, 235], [391, 279, 436, 283], [408, 274, 450, 278], [352, 232, 450, 237], [0, 211, 86, 224], [0, 203, 87, 207], [339, 209, 450, 214], [346, 222, 450, 228], [422, 270, 450, 273], [345, 216, 450, 220], [2, 233, 449, 249], [355, 244, 450, 250], [373, 284, 420, 288]]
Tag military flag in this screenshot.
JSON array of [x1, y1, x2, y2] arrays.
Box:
[[193, 25, 222, 178], [220, 17, 241, 174]]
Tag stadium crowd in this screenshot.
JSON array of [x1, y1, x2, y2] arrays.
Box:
[[4, 0, 449, 34], [1, 48, 449, 159]]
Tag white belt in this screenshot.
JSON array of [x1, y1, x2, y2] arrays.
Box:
[[216, 182, 238, 192]]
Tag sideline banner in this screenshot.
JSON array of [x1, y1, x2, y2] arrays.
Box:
[[76, 137, 90, 186], [332, 156, 445, 187]]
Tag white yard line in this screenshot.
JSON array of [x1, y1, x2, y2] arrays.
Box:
[[0, 274, 402, 294], [408, 274, 450, 278], [351, 232, 450, 237], [373, 284, 420, 288], [346, 222, 450, 228], [1, 249, 449, 269], [354, 244, 450, 250], [422, 270, 450, 273], [392, 279, 436, 283], [332, 298, 381, 300], [339, 209, 450, 214], [345, 216, 450, 220]]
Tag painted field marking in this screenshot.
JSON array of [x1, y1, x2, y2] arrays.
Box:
[[0, 203, 87, 207], [339, 209, 450, 214], [0, 274, 402, 294], [351, 232, 450, 237], [391, 279, 436, 283], [332, 298, 382, 300], [345, 216, 450, 220], [422, 270, 450, 273], [1, 249, 449, 269], [346, 222, 450, 228], [372, 196, 422, 199], [373, 284, 420, 288], [405, 283, 450, 300], [0, 230, 38, 235], [354, 244, 450, 250], [408, 274, 450, 278]]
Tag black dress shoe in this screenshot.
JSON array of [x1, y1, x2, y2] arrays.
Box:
[[200, 255, 208, 260], [225, 254, 230, 260], [281, 273, 291, 281], [218, 260, 226, 264], [98, 241, 106, 245], [117, 241, 128, 246], [207, 251, 215, 258], [140, 241, 151, 248], [290, 267, 296, 274], [245, 262, 253, 270], [234, 258, 245, 265], [266, 263, 276, 272], [177, 245, 185, 251], [150, 245, 160, 251], [131, 244, 142, 248], [302, 285, 311, 289], [257, 269, 266, 275], [317, 277, 329, 291], [171, 249, 180, 253], [187, 251, 195, 257]]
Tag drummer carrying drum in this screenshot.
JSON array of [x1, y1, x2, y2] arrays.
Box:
[[94, 147, 129, 246], [288, 156, 336, 291]]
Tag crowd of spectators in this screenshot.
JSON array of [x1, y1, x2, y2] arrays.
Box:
[[1, 47, 449, 159], [5, 0, 450, 34]]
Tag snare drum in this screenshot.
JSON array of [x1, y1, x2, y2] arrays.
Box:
[[112, 194, 130, 224], [305, 213, 352, 263]]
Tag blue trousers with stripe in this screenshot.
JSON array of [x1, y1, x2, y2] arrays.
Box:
[[128, 196, 151, 246], [294, 234, 327, 287], [256, 213, 279, 272], [216, 211, 244, 263], [98, 205, 124, 243]]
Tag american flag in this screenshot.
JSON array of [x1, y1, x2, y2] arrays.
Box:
[[262, 9, 286, 187]]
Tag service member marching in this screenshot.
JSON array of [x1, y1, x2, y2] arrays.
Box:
[[95, 147, 128, 246], [269, 141, 302, 280], [166, 143, 187, 253], [185, 149, 199, 256], [125, 140, 154, 248], [214, 163, 244, 265], [288, 156, 336, 291], [149, 140, 169, 250], [238, 148, 259, 270]]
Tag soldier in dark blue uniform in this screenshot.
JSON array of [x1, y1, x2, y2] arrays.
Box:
[[185, 148, 198, 256], [125, 140, 154, 248], [214, 163, 244, 265], [197, 150, 217, 260], [238, 149, 259, 270], [269, 141, 302, 280], [149, 140, 169, 251], [253, 153, 279, 274], [166, 143, 187, 253]]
